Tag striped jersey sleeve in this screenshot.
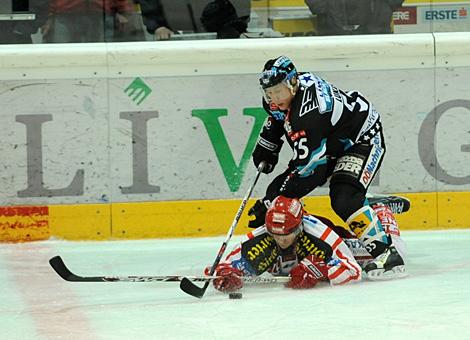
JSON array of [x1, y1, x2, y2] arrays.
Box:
[[303, 215, 362, 285]]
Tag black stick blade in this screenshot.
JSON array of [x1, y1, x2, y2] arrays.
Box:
[[49, 256, 102, 282], [49, 256, 76, 281], [180, 278, 209, 298]]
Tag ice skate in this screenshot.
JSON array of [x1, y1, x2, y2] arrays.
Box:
[[364, 246, 407, 280]]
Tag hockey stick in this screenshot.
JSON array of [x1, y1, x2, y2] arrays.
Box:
[[49, 255, 289, 283], [179, 161, 266, 298]]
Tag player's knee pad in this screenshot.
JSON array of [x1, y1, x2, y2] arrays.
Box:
[[346, 205, 390, 257]]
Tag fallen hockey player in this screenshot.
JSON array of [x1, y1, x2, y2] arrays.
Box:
[[208, 195, 407, 292]]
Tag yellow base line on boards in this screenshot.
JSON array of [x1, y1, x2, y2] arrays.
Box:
[[2, 191, 469, 241]]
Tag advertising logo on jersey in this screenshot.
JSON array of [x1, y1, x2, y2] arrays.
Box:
[[333, 154, 364, 178], [360, 145, 384, 188], [424, 7, 468, 21], [242, 235, 279, 273], [297, 234, 327, 260], [289, 129, 306, 142], [393, 6, 417, 25]]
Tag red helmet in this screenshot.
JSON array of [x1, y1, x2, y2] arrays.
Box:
[[265, 196, 303, 235]]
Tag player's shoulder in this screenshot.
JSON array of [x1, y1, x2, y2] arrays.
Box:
[[297, 72, 339, 115], [298, 72, 328, 90], [302, 215, 330, 237], [243, 226, 270, 242]]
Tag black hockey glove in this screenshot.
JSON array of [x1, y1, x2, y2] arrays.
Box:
[[252, 137, 283, 174], [248, 199, 269, 228]]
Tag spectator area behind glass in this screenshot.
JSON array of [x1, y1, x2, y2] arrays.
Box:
[[0, 1, 11, 13], [157, 0, 253, 40], [0, 0, 35, 22], [161, 0, 250, 34], [2, 0, 470, 44]]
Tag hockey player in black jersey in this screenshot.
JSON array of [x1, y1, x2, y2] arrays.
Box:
[[248, 55, 406, 280]]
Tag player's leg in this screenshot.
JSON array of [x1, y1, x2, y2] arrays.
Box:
[[329, 144, 406, 279]]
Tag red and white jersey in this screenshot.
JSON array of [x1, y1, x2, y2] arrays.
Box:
[[221, 214, 362, 285]]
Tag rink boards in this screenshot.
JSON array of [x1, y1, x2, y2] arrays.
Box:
[[1, 33, 470, 241], [1, 191, 469, 241]]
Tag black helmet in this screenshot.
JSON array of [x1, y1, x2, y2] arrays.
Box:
[[259, 56, 298, 90]]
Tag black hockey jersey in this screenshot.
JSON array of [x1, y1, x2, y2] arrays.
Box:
[[260, 72, 384, 197]]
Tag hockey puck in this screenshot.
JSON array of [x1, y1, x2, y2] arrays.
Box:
[[229, 292, 243, 299]]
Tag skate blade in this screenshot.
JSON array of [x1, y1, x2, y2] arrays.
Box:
[[366, 265, 408, 281]]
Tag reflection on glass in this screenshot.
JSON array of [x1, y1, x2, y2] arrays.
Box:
[[254, 0, 470, 37], [305, 0, 405, 35], [1, 0, 470, 44], [0, 0, 48, 44], [43, 0, 145, 43], [138, 0, 251, 40], [393, 1, 470, 34]]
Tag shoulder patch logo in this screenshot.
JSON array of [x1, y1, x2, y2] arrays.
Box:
[[299, 88, 318, 117], [299, 74, 315, 87]]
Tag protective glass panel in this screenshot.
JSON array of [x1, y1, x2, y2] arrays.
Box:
[[0, 1, 469, 44]]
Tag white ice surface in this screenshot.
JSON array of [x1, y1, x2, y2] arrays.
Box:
[[1, 230, 470, 340]]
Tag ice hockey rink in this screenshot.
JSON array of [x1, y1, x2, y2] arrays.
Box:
[[1, 229, 470, 340]]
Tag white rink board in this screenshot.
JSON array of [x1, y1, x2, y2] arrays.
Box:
[[0, 34, 469, 205]]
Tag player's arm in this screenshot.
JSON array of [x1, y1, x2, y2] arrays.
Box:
[[286, 251, 361, 288], [323, 240, 363, 286], [286, 222, 362, 289], [252, 101, 286, 174], [206, 243, 245, 292], [279, 132, 329, 198], [208, 232, 267, 292]]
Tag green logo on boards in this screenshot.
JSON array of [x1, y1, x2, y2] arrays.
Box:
[[125, 77, 152, 105], [192, 108, 267, 192]]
